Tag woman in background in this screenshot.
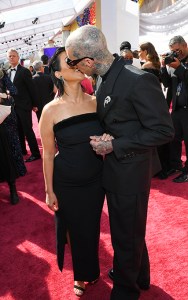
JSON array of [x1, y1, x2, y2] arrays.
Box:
[[120, 40, 134, 65], [0, 69, 26, 204], [121, 49, 134, 65], [139, 42, 161, 77], [29, 65, 36, 76]]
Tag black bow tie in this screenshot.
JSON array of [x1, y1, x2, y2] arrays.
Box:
[[10, 68, 16, 71]]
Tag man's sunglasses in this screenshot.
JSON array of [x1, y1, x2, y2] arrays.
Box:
[[65, 56, 94, 67]]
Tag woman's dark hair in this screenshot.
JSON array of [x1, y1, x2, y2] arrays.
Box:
[[120, 41, 131, 52], [49, 47, 66, 97], [41, 54, 49, 64], [140, 42, 160, 70]]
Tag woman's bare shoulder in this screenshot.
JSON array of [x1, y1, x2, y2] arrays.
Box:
[[86, 94, 96, 108], [91, 95, 96, 102], [142, 61, 154, 69], [41, 98, 62, 122], [43, 98, 60, 112], [85, 94, 96, 102]]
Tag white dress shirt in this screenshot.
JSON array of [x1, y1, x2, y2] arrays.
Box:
[[10, 66, 18, 82]]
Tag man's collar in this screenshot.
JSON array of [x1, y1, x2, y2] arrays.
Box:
[[101, 54, 120, 82], [181, 54, 188, 63], [10, 64, 19, 70]]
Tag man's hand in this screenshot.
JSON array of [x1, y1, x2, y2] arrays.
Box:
[[168, 57, 181, 69], [160, 55, 180, 69], [90, 134, 114, 155]]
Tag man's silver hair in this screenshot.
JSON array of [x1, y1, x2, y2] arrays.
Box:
[[169, 35, 186, 46], [7, 48, 19, 57], [33, 60, 43, 71]]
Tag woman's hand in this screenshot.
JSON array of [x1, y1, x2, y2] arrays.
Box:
[[100, 133, 114, 141], [46, 192, 59, 212], [0, 93, 8, 100], [90, 133, 114, 142]]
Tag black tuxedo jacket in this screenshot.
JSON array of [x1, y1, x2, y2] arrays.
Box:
[[97, 55, 174, 195], [8, 64, 37, 111], [32, 72, 54, 111]]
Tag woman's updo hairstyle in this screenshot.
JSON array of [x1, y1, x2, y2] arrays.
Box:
[[120, 41, 131, 52], [49, 47, 66, 97]]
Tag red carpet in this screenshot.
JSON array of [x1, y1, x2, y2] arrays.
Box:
[[0, 113, 188, 300]]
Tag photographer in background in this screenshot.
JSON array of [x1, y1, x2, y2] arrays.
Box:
[[160, 35, 188, 183]]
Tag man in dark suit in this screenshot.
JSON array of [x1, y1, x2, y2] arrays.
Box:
[[160, 35, 188, 182], [7, 48, 41, 162], [41, 54, 50, 75], [65, 26, 174, 300], [32, 60, 55, 121]]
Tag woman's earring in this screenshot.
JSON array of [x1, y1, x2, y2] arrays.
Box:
[[59, 76, 64, 81]]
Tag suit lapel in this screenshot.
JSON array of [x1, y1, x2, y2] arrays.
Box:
[[13, 64, 22, 83], [7, 68, 11, 78], [97, 55, 126, 121]]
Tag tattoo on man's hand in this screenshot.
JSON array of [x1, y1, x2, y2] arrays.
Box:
[[95, 140, 113, 155]]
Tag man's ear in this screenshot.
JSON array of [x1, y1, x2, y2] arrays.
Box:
[[85, 58, 95, 69]]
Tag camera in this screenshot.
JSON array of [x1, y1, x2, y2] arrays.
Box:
[[164, 51, 178, 64]]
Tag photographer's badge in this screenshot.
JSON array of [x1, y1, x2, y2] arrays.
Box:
[[104, 96, 111, 107]]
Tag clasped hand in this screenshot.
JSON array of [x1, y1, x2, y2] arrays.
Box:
[[90, 133, 114, 156]]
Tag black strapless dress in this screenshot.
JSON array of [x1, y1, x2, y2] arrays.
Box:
[[53, 113, 105, 281], [142, 67, 160, 80]]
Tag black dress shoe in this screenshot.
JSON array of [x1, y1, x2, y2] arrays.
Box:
[[9, 183, 19, 205], [157, 170, 168, 180], [108, 269, 150, 290], [25, 155, 41, 162], [166, 168, 181, 177], [173, 173, 188, 183], [137, 281, 150, 290], [108, 268, 114, 280], [10, 192, 19, 205]]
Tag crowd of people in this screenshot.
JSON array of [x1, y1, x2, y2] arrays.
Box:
[[120, 36, 188, 183], [1, 24, 188, 300]]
